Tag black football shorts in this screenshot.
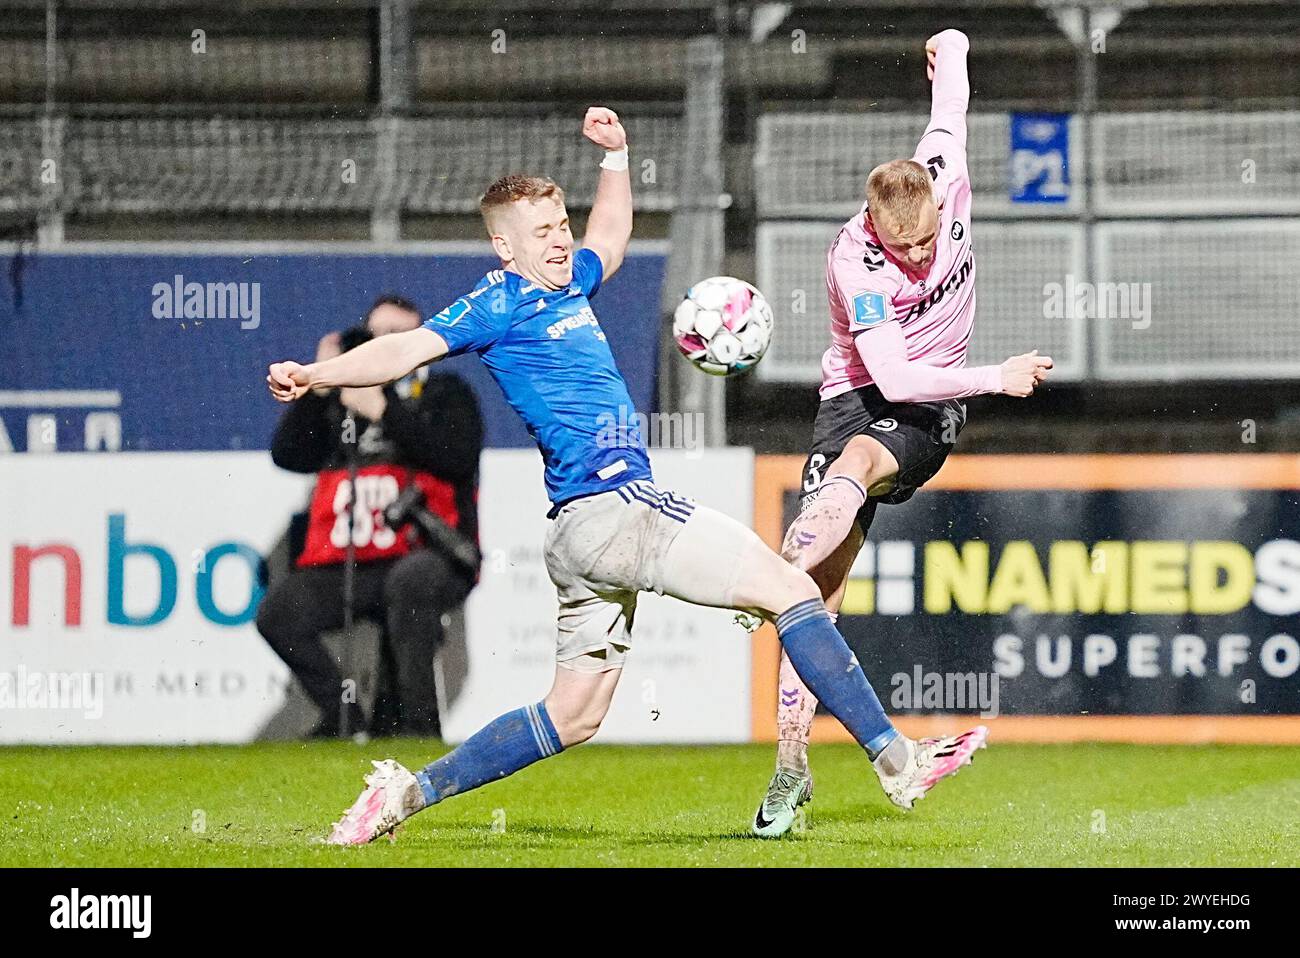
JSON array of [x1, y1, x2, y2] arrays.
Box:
[[798, 384, 967, 533]]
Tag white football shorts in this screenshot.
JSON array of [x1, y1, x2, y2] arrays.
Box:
[[544, 479, 765, 671]]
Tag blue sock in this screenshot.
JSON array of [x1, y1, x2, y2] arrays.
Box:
[[415, 701, 564, 807], [776, 598, 898, 759]]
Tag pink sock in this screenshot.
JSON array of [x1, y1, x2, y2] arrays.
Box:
[[781, 475, 867, 572], [776, 649, 818, 774]]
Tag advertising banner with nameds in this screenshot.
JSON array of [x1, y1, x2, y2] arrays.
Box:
[[752, 454, 1300, 744]]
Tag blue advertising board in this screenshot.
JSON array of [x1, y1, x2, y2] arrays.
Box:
[[0, 246, 665, 453]]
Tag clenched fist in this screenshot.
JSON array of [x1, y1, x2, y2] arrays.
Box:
[[925, 29, 969, 81], [999, 350, 1054, 397], [267, 361, 314, 402], [583, 106, 627, 151]]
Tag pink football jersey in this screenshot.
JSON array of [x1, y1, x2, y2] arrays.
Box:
[[820, 32, 986, 401]]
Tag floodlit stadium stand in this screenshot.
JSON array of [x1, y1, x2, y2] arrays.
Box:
[[3, 0, 1300, 451]]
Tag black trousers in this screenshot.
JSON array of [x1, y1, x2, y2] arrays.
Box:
[[255, 549, 473, 737]]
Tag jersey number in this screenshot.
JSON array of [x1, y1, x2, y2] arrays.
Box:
[[804, 454, 827, 493]]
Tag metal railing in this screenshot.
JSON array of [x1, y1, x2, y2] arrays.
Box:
[[753, 109, 1300, 382]]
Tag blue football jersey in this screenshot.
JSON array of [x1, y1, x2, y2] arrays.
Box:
[[423, 248, 653, 511]]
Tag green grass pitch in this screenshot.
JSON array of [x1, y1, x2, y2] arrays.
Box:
[[3, 741, 1297, 867]]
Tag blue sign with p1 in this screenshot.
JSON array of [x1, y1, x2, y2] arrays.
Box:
[[1009, 113, 1071, 204]]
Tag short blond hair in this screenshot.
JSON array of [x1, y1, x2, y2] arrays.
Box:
[[479, 174, 565, 232], [865, 159, 932, 232]]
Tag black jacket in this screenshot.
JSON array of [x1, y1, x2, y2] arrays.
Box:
[[270, 372, 482, 540]]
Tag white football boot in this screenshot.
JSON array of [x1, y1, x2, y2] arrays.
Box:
[[751, 768, 814, 838], [873, 726, 987, 810], [326, 759, 425, 845]]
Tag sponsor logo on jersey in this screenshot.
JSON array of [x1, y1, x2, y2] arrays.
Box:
[[546, 305, 603, 340], [898, 251, 974, 324], [850, 291, 890, 329], [433, 298, 471, 328], [951, 220, 965, 241]]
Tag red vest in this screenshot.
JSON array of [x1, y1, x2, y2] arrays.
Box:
[[297, 464, 460, 567]]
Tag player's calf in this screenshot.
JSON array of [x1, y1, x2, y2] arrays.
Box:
[[758, 526, 864, 835], [780, 476, 866, 574], [544, 666, 621, 747], [722, 547, 901, 763], [781, 437, 897, 574]]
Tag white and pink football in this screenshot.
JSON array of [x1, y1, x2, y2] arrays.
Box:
[[672, 276, 774, 377]]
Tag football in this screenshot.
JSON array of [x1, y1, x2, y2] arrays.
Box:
[[672, 276, 774, 376]]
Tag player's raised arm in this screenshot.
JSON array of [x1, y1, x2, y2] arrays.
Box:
[[267, 326, 448, 402], [580, 106, 633, 280], [923, 28, 971, 148]]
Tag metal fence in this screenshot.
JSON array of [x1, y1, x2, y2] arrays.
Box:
[[753, 110, 1300, 382], [755, 113, 1085, 219], [0, 112, 686, 217], [1095, 219, 1300, 380], [8, 1, 1300, 384]]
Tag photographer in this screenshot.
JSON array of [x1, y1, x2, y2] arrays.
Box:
[[256, 295, 482, 738]]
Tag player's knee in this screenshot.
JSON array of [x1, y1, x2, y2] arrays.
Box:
[[765, 566, 823, 621], [736, 557, 821, 619], [781, 565, 822, 607], [835, 435, 895, 488]]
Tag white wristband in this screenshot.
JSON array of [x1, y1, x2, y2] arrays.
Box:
[[600, 147, 629, 172]]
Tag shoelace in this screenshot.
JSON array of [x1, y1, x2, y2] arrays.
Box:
[[769, 770, 807, 804]]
